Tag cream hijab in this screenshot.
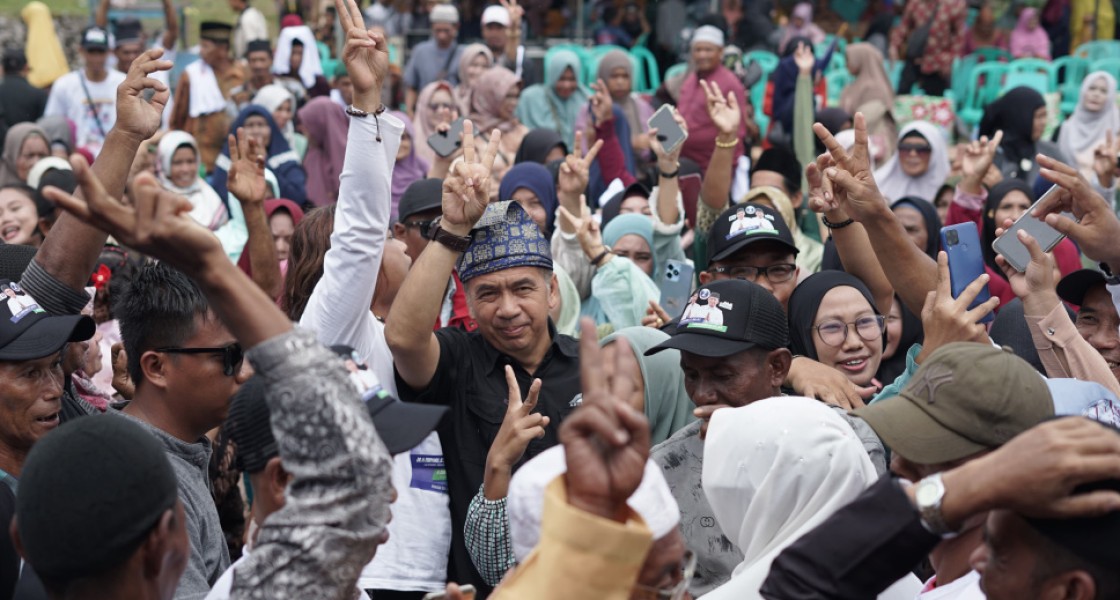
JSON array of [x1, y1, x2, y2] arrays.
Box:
[[701, 397, 921, 600], [873, 120, 950, 203]]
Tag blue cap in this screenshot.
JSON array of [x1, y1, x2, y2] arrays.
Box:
[[457, 201, 553, 283]]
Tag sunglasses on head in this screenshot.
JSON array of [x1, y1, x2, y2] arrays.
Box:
[[899, 143, 932, 155], [156, 343, 245, 377]]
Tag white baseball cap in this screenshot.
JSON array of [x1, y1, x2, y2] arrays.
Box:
[[482, 5, 511, 26]]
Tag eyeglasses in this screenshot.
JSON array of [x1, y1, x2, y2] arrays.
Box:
[[402, 219, 435, 237], [899, 143, 932, 155], [710, 263, 797, 283], [632, 551, 696, 600], [428, 102, 456, 112], [156, 343, 245, 376], [815, 315, 885, 348]]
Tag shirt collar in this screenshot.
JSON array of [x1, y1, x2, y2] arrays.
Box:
[[481, 319, 577, 374]]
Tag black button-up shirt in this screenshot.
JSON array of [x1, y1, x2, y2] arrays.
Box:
[[396, 321, 581, 595]]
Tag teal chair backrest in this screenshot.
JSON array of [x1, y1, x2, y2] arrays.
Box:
[[1091, 57, 1120, 82], [745, 50, 780, 74], [1002, 71, 1050, 95], [665, 63, 689, 83], [1053, 55, 1090, 91], [629, 45, 661, 94], [1075, 40, 1120, 62], [972, 47, 1012, 63], [966, 62, 1008, 113]]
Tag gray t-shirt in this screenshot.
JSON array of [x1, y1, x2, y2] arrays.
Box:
[[651, 410, 886, 597], [403, 40, 463, 91]]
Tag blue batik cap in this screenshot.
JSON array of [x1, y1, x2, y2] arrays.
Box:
[[457, 201, 553, 283]]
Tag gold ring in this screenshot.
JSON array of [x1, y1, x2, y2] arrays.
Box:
[[656, 318, 664, 327]]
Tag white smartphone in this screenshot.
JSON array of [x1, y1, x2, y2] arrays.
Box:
[[647, 105, 688, 155], [991, 184, 1076, 273]]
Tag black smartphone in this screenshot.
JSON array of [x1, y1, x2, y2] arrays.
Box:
[[427, 117, 465, 158], [647, 105, 687, 155]]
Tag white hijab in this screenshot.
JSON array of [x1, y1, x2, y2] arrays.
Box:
[[701, 397, 921, 600], [272, 25, 323, 89], [1058, 71, 1120, 174], [873, 120, 950, 203], [157, 131, 228, 231], [253, 84, 298, 151]]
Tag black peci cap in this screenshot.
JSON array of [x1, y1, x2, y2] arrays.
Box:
[[397, 178, 444, 222]]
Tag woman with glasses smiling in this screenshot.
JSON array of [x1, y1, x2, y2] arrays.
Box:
[[873, 121, 950, 204], [787, 271, 886, 393]]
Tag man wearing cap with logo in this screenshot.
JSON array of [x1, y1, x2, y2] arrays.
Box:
[[386, 126, 582, 596], [700, 203, 800, 309], [403, 4, 463, 116], [481, 2, 530, 81], [43, 26, 127, 157], [849, 343, 1057, 598], [646, 278, 885, 597], [170, 22, 246, 172], [393, 178, 477, 330], [1049, 269, 1120, 385]]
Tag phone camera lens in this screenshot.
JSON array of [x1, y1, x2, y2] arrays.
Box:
[[946, 230, 959, 245]]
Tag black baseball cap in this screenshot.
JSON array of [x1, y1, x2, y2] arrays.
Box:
[[646, 279, 789, 358], [81, 26, 111, 51], [706, 202, 798, 267], [0, 279, 94, 361], [1057, 269, 1107, 306], [397, 178, 444, 223], [113, 17, 144, 45]]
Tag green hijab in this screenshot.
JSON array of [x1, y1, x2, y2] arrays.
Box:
[[515, 49, 590, 150], [601, 327, 695, 446]]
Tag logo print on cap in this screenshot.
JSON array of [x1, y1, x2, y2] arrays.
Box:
[[909, 363, 954, 405], [2, 283, 43, 323], [678, 288, 728, 333], [726, 205, 778, 240]]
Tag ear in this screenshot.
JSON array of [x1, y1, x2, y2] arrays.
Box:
[[1049, 570, 1097, 600], [140, 350, 171, 391], [547, 272, 560, 311], [767, 348, 793, 390], [264, 457, 289, 509], [698, 270, 713, 284], [392, 223, 406, 239]]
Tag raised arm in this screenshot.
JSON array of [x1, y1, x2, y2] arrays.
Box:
[[34, 50, 171, 294], [555, 130, 602, 235], [813, 113, 938, 316], [385, 122, 501, 389], [501, 0, 523, 67], [649, 105, 689, 226], [301, 1, 401, 356], [95, 0, 110, 29], [161, 0, 179, 50], [699, 79, 740, 212], [226, 129, 282, 297]]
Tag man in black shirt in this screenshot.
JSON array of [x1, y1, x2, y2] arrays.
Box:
[[386, 125, 581, 596], [0, 49, 49, 141]]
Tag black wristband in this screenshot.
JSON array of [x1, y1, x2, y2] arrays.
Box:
[[591, 247, 612, 267], [658, 167, 680, 179], [823, 216, 855, 229]]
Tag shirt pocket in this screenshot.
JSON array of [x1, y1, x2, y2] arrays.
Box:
[[462, 381, 508, 468]]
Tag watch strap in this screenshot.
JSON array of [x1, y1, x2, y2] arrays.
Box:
[[428, 217, 473, 253], [915, 473, 958, 539]]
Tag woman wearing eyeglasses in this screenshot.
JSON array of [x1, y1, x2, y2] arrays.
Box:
[[787, 271, 886, 393], [412, 80, 460, 164], [873, 120, 950, 204]]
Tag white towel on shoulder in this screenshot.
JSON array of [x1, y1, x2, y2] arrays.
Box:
[[185, 61, 228, 118]]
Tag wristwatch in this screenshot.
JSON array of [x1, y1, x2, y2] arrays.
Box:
[[914, 473, 958, 538], [427, 217, 473, 253]]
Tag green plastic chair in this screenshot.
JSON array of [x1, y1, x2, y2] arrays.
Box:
[[826, 70, 853, 105], [1007, 58, 1055, 93], [959, 62, 1008, 128], [1054, 55, 1091, 116], [1091, 57, 1120, 83], [1074, 40, 1120, 62], [1002, 71, 1050, 95], [950, 55, 981, 110], [664, 63, 689, 83], [629, 45, 661, 94], [886, 60, 903, 91], [745, 50, 780, 75], [972, 47, 1012, 63]]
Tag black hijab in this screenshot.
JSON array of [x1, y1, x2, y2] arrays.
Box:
[[890, 196, 942, 259], [980, 87, 1046, 181], [982, 178, 1035, 276], [877, 295, 924, 384], [787, 271, 881, 360], [515, 129, 569, 165]]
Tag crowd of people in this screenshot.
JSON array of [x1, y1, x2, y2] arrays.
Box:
[[1, 0, 1120, 599]]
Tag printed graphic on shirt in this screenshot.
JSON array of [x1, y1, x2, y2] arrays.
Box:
[[410, 453, 448, 493], [678, 288, 728, 332], [79, 95, 115, 154], [726, 205, 778, 239], [3, 282, 43, 322]]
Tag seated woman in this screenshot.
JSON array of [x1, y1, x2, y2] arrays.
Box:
[[1009, 8, 1051, 59], [702, 396, 921, 599], [873, 121, 950, 204], [157, 131, 228, 231], [253, 84, 308, 160], [513, 129, 568, 165], [413, 81, 459, 165], [471, 67, 530, 185], [980, 87, 1067, 185], [788, 271, 886, 392], [212, 106, 308, 207], [839, 43, 897, 157], [579, 213, 661, 331], [0, 123, 50, 187], [453, 43, 494, 114], [575, 49, 655, 160], [516, 50, 588, 150], [1058, 72, 1120, 184]]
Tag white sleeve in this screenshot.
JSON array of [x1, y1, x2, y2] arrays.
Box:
[[299, 114, 402, 357], [43, 76, 68, 118]]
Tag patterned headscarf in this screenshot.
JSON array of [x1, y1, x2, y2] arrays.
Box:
[[457, 201, 553, 283]]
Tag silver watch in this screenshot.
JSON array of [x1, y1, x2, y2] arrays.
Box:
[[914, 473, 958, 538]]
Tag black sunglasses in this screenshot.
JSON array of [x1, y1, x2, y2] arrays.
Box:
[[403, 219, 435, 238], [156, 343, 245, 376]]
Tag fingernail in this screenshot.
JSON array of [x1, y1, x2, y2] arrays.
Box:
[[826, 168, 838, 177]]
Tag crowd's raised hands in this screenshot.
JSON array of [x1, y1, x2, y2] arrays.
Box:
[[915, 252, 998, 364], [589, 79, 615, 126], [1034, 153, 1120, 268], [1092, 130, 1120, 189], [793, 42, 815, 77], [116, 48, 173, 142], [484, 366, 549, 499], [441, 120, 502, 237], [810, 113, 889, 223], [226, 127, 268, 205], [336, 0, 389, 111], [959, 130, 1003, 194], [557, 131, 604, 199], [699, 80, 737, 143]]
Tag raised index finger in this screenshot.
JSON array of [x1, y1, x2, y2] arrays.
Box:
[[579, 318, 605, 398], [813, 122, 853, 167]]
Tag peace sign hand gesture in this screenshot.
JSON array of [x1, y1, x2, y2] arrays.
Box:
[[441, 120, 502, 236], [335, 0, 389, 112], [499, 0, 524, 28], [557, 130, 604, 197], [812, 112, 888, 223], [487, 365, 549, 472]]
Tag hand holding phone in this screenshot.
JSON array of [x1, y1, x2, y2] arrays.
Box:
[[659, 259, 695, 318], [991, 184, 1074, 273], [427, 118, 465, 158], [939, 223, 995, 324], [648, 105, 688, 155]]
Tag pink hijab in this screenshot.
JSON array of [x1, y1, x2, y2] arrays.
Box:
[[298, 97, 349, 206], [1009, 8, 1051, 59], [389, 110, 431, 222], [414, 81, 456, 164], [470, 66, 523, 135]]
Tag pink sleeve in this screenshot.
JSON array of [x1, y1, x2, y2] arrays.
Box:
[[595, 118, 637, 187]]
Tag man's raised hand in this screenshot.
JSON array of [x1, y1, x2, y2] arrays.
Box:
[[336, 0, 389, 112], [115, 48, 173, 143], [812, 112, 888, 223], [441, 120, 501, 236], [226, 128, 268, 205]]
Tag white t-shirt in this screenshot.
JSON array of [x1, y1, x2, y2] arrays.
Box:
[[918, 570, 986, 600], [43, 69, 127, 157]]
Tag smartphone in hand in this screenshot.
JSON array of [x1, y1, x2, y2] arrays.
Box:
[[647, 105, 687, 155], [991, 184, 1074, 273], [940, 222, 994, 324], [660, 259, 696, 319], [427, 118, 466, 158]]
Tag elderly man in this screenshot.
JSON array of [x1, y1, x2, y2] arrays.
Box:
[[403, 3, 463, 115], [675, 25, 747, 172], [169, 22, 246, 172], [387, 126, 581, 595]]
